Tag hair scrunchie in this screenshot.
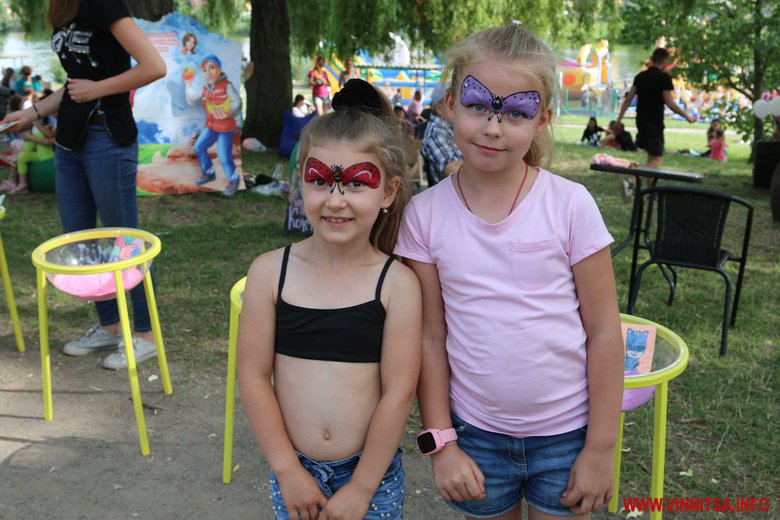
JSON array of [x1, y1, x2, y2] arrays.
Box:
[[331, 78, 384, 114]]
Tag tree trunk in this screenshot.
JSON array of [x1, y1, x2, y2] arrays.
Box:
[[124, 0, 175, 21], [243, 0, 291, 148]]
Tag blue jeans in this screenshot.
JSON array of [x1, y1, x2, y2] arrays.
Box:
[[447, 413, 587, 518], [269, 449, 404, 519], [54, 125, 153, 332], [193, 127, 236, 183]]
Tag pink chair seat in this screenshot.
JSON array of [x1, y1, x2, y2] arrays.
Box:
[[50, 268, 145, 301], [621, 370, 655, 412]]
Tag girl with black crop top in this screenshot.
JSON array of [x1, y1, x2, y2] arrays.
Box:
[[0, 0, 166, 369], [237, 79, 421, 520]]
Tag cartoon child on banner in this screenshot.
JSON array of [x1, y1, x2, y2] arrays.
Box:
[[184, 54, 242, 196]]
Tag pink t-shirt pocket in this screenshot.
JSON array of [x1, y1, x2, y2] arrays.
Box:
[[510, 238, 568, 290]]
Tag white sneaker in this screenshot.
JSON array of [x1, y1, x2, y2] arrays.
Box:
[[102, 336, 158, 370], [63, 326, 121, 356]]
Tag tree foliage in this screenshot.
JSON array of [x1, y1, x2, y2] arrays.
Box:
[[288, 0, 625, 60], [621, 0, 780, 142]]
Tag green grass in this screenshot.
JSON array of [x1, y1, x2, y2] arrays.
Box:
[[1, 117, 777, 516]]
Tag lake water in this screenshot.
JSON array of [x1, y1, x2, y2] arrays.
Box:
[[0, 32, 64, 85]]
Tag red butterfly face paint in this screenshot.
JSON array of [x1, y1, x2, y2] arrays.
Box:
[[304, 157, 382, 195]]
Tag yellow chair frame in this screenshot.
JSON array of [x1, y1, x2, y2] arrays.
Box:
[[223, 276, 246, 483], [31, 227, 173, 456], [613, 313, 689, 520], [0, 207, 25, 352]]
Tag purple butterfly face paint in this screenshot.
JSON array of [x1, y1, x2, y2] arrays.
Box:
[[460, 75, 541, 123]]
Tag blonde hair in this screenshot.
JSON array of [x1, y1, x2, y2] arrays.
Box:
[[442, 23, 557, 168], [298, 90, 410, 256]]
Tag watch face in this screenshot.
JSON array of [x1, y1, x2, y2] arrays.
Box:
[[417, 432, 437, 454]]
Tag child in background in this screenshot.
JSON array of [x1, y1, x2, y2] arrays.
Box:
[[407, 89, 424, 122], [709, 128, 727, 161], [580, 116, 604, 146], [1, 118, 56, 194], [237, 78, 421, 520], [396, 23, 624, 519], [701, 118, 721, 158], [291, 94, 313, 118]]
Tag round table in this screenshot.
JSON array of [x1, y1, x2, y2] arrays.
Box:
[[611, 313, 689, 519]]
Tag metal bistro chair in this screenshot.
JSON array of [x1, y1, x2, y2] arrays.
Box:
[[627, 186, 753, 356]]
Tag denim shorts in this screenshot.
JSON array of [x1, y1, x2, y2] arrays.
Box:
[[269, 448, 404, 519], [447, 413, 586, 518]]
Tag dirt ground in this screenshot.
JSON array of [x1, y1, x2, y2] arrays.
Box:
[[0, 333, 614, 520]]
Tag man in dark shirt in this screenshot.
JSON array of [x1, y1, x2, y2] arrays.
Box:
[[617, 48, 696, 167]]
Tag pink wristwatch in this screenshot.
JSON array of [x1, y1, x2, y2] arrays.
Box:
[[417, 428, 458, 456]]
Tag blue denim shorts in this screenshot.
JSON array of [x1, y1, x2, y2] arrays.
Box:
[[269, 448, 404, 519], [447, 413, 587, 518]]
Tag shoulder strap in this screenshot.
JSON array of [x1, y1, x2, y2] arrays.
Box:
[[375, 256, 395, 300], [277, 245, 291, 297]]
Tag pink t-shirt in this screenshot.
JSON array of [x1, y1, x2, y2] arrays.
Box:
[[709, 138, 725, 161], [308, 69, 330, 99], [395, 169, 613, 436], [408, 99, 424, 119]]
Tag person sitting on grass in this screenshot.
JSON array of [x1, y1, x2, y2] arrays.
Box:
[[601, 120, 637, 151], [0, 117, 56, 194], [581, 116, 605, 146], [709, 128, 727, 162]]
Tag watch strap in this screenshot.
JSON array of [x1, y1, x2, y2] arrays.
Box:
[[439, 427, 458, 444]]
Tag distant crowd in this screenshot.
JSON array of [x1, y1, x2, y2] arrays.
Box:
[[0, 64, 57, 194], [0, 65, 54, 119]]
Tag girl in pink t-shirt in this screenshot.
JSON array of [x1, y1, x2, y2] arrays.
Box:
[[308, 55, 331, 115], [395, 23, 623, 519], [709, 129, 727, 161]]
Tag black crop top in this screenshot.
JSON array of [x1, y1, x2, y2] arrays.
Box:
[[274, 245, 393, 363]]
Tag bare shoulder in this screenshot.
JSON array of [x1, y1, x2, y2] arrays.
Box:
[[245, 247, 287, 295], [382, 256, 421, 305]]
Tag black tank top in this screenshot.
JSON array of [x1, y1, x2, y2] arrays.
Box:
[[274, 245, 394, 363]]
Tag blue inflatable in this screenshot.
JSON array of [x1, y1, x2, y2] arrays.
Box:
[[278, 111, 315, 158]]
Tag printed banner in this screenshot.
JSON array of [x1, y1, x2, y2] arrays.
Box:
[[133, 12, 244, 195]]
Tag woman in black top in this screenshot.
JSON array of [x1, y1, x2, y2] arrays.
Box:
[[0, 0, 166, 370]]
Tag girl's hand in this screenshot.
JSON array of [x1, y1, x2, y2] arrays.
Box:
[[67, 78, 101, 103], [277, 466, 328, 520], [559, 445, 614, 514], [317, 482, 372, 520], [431, 444, 486, 502], [0, 110, 35, 132]]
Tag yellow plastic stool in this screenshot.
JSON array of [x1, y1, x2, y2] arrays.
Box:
[[611, 314, 689, 520], [223, 276, 246, 483], [31, 227, 173, 456], [0, 206, 25, 352]]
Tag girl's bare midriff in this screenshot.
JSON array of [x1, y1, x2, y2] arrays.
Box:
[[274, 354, 380, 461]]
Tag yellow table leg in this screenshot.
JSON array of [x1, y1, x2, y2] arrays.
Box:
[[0, 233, 24, 352], [115, 271, 150, 456], [609, 412, 625, 513], [222, 302, 240, 484], [650, 381, 669, 520], [143, 271, 172, 395], [36, 268, 52, 421]]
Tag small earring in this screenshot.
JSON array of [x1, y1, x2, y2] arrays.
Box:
[[382, 207, 389, 214]]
